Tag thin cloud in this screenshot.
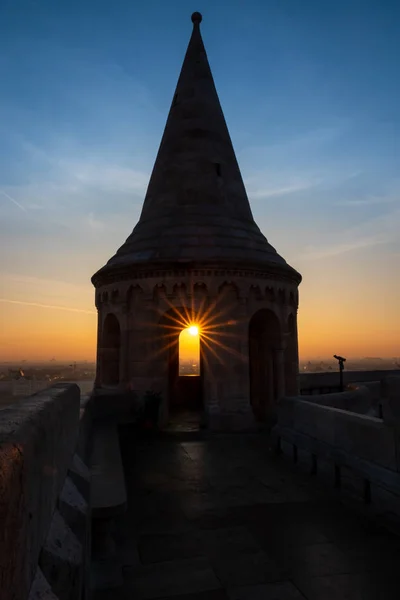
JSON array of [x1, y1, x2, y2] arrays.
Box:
[[0, 189, 27, 212], [0, 298, 96, 314], [4, 273, 89, 290], [87, 212, 105, 231], [299, 207, 400, 260], [248, 180, 319, 199], [336, 195, 399, 207], [300, 236, 386, 260], [60, 161, 149, 194], [241, 123, 348, 160]]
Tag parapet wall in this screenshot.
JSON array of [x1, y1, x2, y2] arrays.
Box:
[[272, 379, 400, 529], [0, 383, 91, 600], [299, 369, 400, 395], [298, 385, 377, 416]]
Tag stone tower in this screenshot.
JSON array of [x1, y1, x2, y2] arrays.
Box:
[[92, 12, 302, 429]]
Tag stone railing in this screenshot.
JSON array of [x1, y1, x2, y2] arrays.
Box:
[[299, 369, 400, 396], [271, 376, 400, 529], [297, 384, 379, 416], [0, 383, 92, 600]]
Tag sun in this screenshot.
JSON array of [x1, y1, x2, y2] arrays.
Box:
[[188, 325, 199, 336]]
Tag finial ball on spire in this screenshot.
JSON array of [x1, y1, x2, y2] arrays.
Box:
[[191, 12, 202, 24]]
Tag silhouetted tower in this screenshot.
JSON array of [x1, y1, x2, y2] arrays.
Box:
[[92, 13, 302, 429]]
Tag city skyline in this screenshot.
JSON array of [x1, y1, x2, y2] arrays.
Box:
[[0, 0, 399, 361]]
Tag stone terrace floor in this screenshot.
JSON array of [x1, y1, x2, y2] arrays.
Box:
[[98, 427, 400, 600]]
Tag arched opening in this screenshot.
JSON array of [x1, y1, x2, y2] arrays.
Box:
[[101, 313, 121, 386], [179, 326, 201, 376], [160, 310, 203, 418], [249, 309, 282, 422]]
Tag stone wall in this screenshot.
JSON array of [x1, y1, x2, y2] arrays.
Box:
[[0, 383, 92, 600], [297, 384, 378, 416], [93, 270, 300, 429], [299, 369, 400, 395], [272, 385, 400, 528]]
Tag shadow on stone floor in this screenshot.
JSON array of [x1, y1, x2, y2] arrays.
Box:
[[93, 427, 400, 600]]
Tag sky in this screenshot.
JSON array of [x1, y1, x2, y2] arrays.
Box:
[[0, 0, 399, 362]]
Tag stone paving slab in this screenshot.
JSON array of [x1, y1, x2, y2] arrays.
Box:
[[293, 571, 400, 600], [227, 582, 306, 600], [209, 551, 286, 587], [157, 591, 229, 600], [138, 533, 204, 564], [108, 429, 400, 600], [124, 557, 222, 599]]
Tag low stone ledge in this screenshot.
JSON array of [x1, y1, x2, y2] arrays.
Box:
[[39, 510, 82, 600], [68, 453, 91, 503], [90, 422, 127, 520], [382, 375, 400, 425], [274, 422, 400, 530], [299, 369, 400, 391], [59, 469, 91, 600], [277, 396, 397, 470], [0, 384, 80, 600], [300, 385, 373, 415], [273, 425, 400, 496], [90, 421, 127, 592], [207, 410, 258, 432], [28, 568, 59, 600], [59, 477, 88, 547]]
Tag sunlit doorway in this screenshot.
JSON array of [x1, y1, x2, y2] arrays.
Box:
[[168, 322, 203, 429], [179, 325, 200, 376]]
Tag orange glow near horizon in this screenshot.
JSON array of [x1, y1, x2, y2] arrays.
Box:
[[0, 277, 399, 362]]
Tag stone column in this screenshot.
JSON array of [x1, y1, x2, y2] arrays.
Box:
[[274, 344, 286, 401], [119, 307, 130, 388], [94, 308, 102, 389], [293, 312, 300, 395], [202, 342, 220, 424]]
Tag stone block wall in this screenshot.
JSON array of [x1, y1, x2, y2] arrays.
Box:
[[299, 384, 381, 416], [299, 369, 400, 395], [272, 387, 400, 529], [0, 384, 92, 600]]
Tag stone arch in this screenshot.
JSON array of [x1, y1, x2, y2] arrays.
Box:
[[173, 283, 188, 305], [127, 284, 144, 309], [101, 313, 121, 385], [278, 289, 286, 304], [153, 283, 167, 305], [102, 291, 109, 303], [249, 285, 263, 302], [215, 282, 240, 334], [249, 308, 283, 422], [284, 313, 298, 396], [193, 281, 208, 296], [193, 282, 208, 314], [111, 289, 119, 303], [265, 286, 275, 302], [159, 307, 203, 415], [218, 282, 239, 299]]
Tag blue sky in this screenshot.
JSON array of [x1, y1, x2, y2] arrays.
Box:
[[0, 0, 399, 359]]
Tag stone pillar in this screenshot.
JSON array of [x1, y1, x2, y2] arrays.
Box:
[[274, 344, 286, 401], [205, 313, 256, 431], [119, 308, 130, 389], [202, 342, 220, 424], [293, 312, 300, 395], [94, 308, 102, 389]]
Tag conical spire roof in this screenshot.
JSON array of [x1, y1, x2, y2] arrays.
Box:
[[93, 13, 300, 283]]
